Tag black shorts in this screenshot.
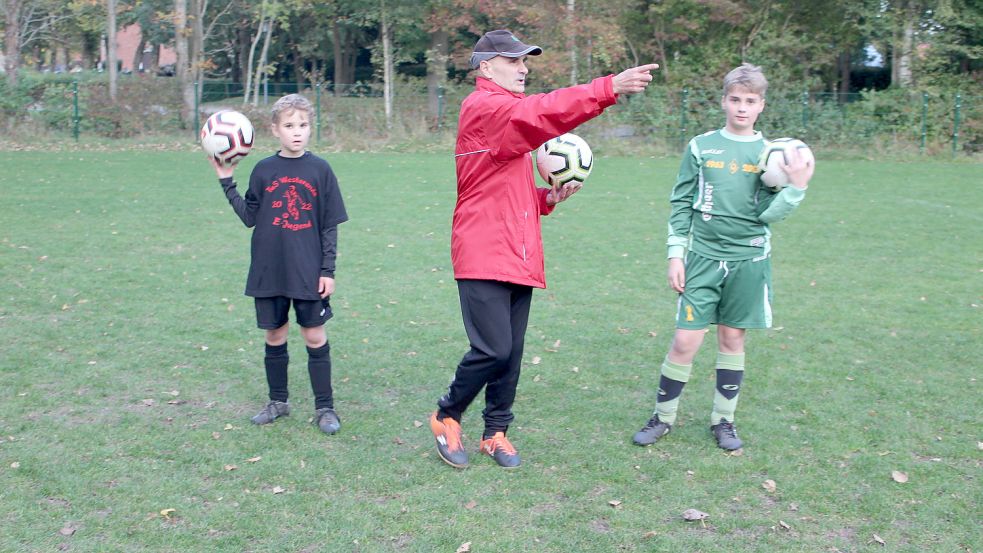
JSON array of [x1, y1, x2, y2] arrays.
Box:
[[254, 296, 333, 329]]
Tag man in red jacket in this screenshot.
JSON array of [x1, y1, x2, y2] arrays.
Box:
[[430, 29, 658, 469]]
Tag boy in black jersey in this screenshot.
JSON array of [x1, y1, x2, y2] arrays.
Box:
[[210, 94, 349, 434]]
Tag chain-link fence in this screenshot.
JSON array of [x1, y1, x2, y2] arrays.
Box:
[[1, 74, 979, 156]]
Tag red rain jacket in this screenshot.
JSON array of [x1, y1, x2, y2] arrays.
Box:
[[451, 76, 618, 288]]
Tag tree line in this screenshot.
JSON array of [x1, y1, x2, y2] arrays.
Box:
[[2, 0, 980, 127]]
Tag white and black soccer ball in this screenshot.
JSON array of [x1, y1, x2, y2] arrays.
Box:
[[758, 137, 814, 191], [536, 133, 594, 187], [201, 110, 254, 166]]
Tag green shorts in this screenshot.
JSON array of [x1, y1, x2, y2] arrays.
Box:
[[675, 251, 773, 330]]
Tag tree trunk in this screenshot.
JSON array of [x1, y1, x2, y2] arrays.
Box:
[[252, 19, 273, 105], [132, 37, 145, 72], [343, 45, 356, 84], [426, 28, 448, 129], [380, 3, 393, 130], [652, 29, 669, 82], [175, 0, 192, 124], [243, 12, 265, 104], [108, 0, 118, 101], [293, 43, 305, 91], [837, 50, 850, 96], [151, 43, 161, 74], [3, 0, 21, 86], [332, 19, 345, 94], [567, 0, 577, 86], [235, 23, 250, 83], [55, 45, 68, 72], [190, 0, 205, 106], [897, 16, 914, 87]]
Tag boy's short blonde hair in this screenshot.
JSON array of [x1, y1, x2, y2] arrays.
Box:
[[271, 94, 312, 123], [723, 63, 768, 97]]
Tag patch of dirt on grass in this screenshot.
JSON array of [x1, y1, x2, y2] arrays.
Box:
[[825, 527, 857, 543], [590, 518, 611, 533], [42, 497, 71, 508], [391, 533, 413, 548]]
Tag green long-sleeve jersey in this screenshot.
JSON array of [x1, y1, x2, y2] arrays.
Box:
[[667, 128, 807, 261]]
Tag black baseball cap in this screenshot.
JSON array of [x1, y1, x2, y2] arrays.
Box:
[[469, 30, 543, 69]]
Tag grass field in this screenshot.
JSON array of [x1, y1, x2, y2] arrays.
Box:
[[0, 149, 980, 552]]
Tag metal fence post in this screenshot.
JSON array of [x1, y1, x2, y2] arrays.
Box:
[[72, 80, 80, 142], [920, 92, 928, 155], [680, 88, 689, 149], [952, 93, 961, 157], [315, 82, 321, 144]]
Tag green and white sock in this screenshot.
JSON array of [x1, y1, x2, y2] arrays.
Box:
[[655, 357, 692, 425], [711, 351, 745, 425]]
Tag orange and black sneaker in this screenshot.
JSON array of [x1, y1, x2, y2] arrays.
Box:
[[479, 432, 521, 468], [430, 411, 468, 468]]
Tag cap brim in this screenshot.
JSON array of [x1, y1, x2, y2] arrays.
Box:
[[500, 46, 543, 57]]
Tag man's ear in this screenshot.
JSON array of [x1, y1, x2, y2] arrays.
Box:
[[477, 59, 491, 78]]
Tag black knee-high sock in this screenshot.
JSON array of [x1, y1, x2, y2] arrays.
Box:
[[265, 342, 289, 402], [307, 342, 334, 410]]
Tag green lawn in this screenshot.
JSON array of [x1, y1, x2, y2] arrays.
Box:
[[0, 150, 980, 552]]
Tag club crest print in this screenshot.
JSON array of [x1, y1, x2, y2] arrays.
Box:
[[266, 176, 316, 231]]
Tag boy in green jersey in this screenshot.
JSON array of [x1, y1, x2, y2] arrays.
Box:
[[632, 63, 815, 450]]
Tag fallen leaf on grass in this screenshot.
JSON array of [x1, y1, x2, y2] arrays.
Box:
[[272, 486, 285, 494], [141, 399, 155, 406], [608, 500, 622, 508], [59, 525, 76, 536], [413, 420, 423, 428], [778, 520, 791, 530], [160, 508, 176, 519], [762, 479, 777, 493], [246, 456, 262, 463], [891, 471, 908, 483], [212, 432, 221, 440], [224, 424, 235, 430], [464, 500, 477, 509], [642, 531, 658, 539], [682, 508, 708, 521], [10, 462, 20, 469], [533, 375, 541, 382], [223, 465, 237, 471], [531, 356, 541, 365], [873, 533, 885, 545], [456, 542, 471, 553]]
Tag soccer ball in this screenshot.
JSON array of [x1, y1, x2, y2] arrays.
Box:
[[758, 137, 814, 191], [536, 133, 593, 187], [200, 110, 254, 165]]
